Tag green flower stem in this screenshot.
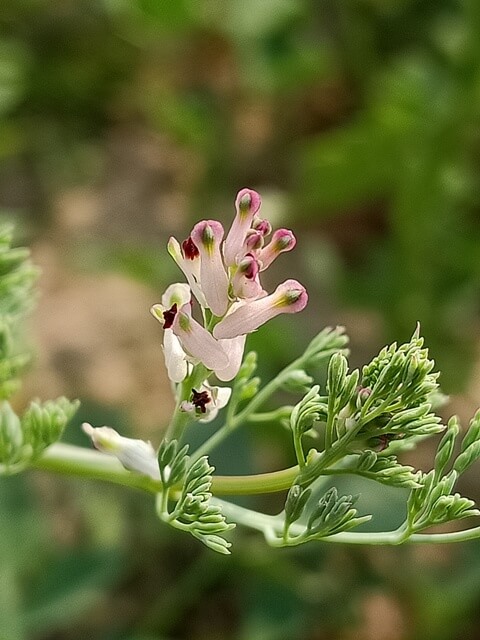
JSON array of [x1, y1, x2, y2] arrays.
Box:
[[300, 422, 364, 485], [164, 364, 208, 442], [33, 443, 162, 492], [191, 356, 308, 461], [213, 465, 299, 494], [212, 499, 480, 545], [247, 407, 293, 423], [32, 442, 300, 495], [293, 428, 306, 467], [31, 446, 362, 497], [31, 444, 480, 544]]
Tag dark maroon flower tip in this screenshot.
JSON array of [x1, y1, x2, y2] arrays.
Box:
[[191, 388, 211, 413], [182, 236, 200, 260], [163, 303, 178, 329]]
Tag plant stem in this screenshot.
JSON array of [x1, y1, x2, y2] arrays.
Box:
[[212, 499, 480, 545], [33, 443, 162, 492], [32, 442, 299, 495], [191, 356, 306, 461], [31, 444, 480, 544], [164, 364, 208, 442]]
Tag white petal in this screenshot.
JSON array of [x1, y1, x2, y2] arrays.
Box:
[[173, 304, 229, 371], [82, 423, 160, 480], [163, 330, 188, 383], [167, 237, 207, 308], [198, 383, 232, 423], [215, 334, 247, 381], [161, 282, 191, 308]]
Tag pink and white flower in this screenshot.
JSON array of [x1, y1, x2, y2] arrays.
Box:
[[181, 382, 232, 423], [152, 188, 308, 397], [150, 283, 191, 383], [213, 280, 308, 340], [172, 303, 229, 371], [224, 188, 262, 267], [258, 228, 297, 270], [190, 220, 229, 317]]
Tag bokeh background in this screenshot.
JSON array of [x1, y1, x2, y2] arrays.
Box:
[[2, 1, 480, 638]]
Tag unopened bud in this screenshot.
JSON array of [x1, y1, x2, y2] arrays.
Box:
[[281, 369, 314, 393], [22, 397, 79, 455], [0, 401, 23, 464], [82, 423, 160, 480], [285, 484, 311, 524]]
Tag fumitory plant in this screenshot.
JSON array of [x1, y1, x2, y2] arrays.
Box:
[[2, 190, 480, 555]]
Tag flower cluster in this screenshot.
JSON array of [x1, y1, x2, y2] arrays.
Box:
[[150, 189, 307, 419]]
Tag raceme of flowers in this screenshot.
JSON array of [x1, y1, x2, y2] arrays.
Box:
[[150, 189, 308, 407]]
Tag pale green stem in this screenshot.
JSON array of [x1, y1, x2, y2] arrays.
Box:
[[247, 407, 293, 423], [212, 499, 480, 545], [164, 364, 208, 442], [324, 396, 336, 450], [32, 443, 162, 492], [191, 356, 306, 461], [293, 429, 306, 467], [32, 443, 299, 495], [31, 443, 480, 544]]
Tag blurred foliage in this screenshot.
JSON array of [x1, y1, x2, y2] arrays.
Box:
[[1, 0, 480, 638]]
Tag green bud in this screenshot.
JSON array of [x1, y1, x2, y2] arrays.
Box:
[[338, 369, 359, 409], [240, 377, 260, 401], [327, 353, 348, 397], [434, 417, 459, 479], [460, 410, 480, 453], [158, 439, 178, 467], [284, 484, 311, 524], [281, 369, 314, 393], [454, 441, 480, 475], [357, 450, 377, 471], [22, 397, 79, 456], [238, 351, 257, 381], [0, 401, 23, 465]]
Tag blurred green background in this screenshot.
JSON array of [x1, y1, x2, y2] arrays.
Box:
[[2, 1, 480, 638]]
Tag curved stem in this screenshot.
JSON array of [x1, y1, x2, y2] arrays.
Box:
[[33, 443, 162, 492], [32, 443, 299, 495], [31, 443, 480, 545], [213, 499, 480, 545]]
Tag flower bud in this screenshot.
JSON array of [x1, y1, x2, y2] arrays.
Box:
[[213, 280, 308, 340], [224, 188, 262, 266], [82, 423, 160, 480], [281, 369, 314, 393], [0, 401, 23, 465], [191, 220, 229, 316], [258, 229, 296, 271], [285, 484, 312, 524], [22, 397, 80, 456]]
